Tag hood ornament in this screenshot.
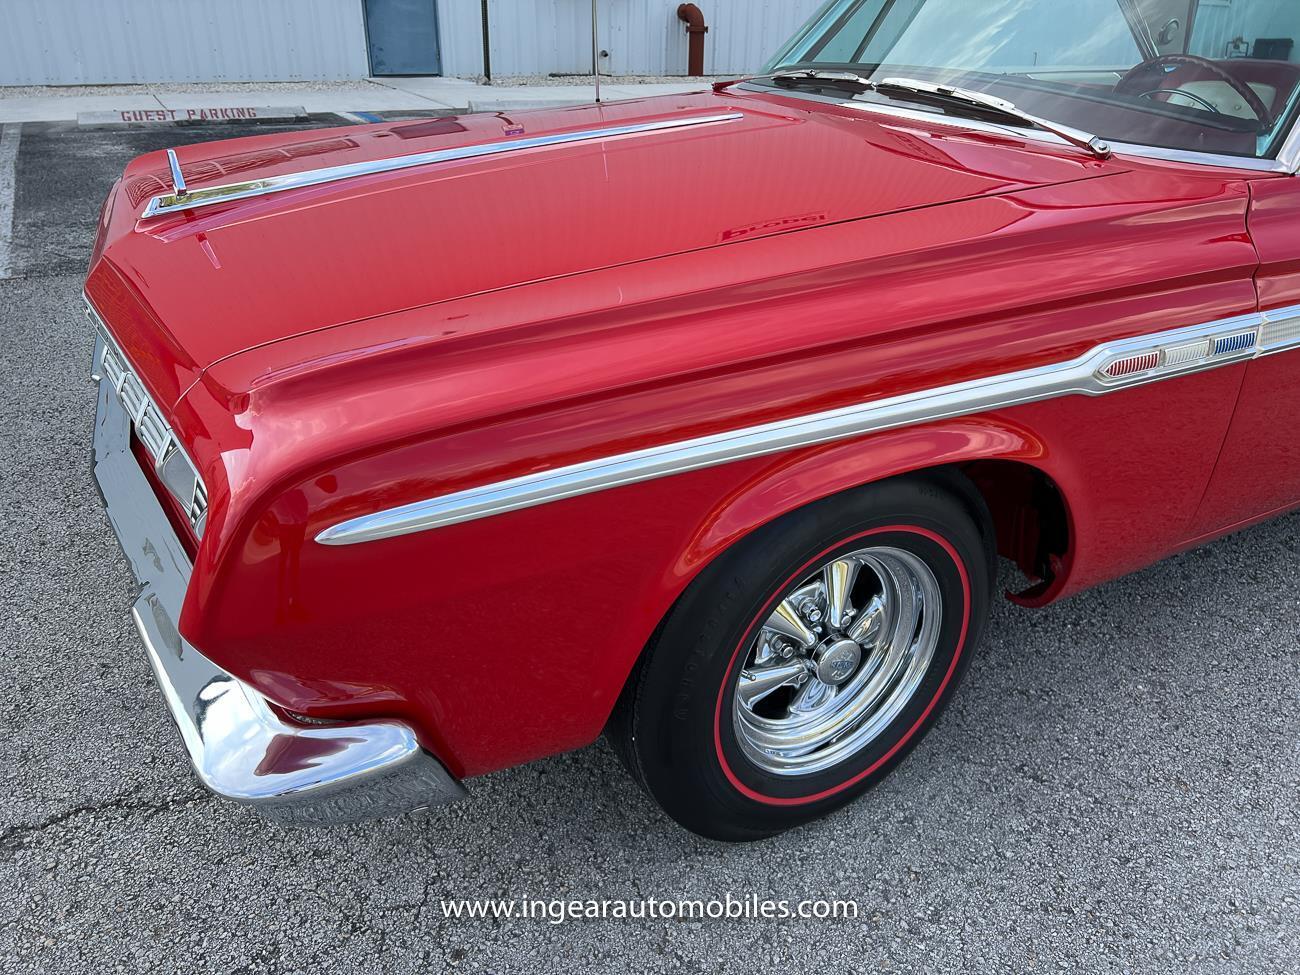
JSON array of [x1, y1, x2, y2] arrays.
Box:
[[166, 149, 189, 201]]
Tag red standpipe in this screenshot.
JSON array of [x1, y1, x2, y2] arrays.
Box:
[[676, 4, 709, 77]]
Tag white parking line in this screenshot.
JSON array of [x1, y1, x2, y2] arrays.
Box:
[[0, 123, 20, 280]]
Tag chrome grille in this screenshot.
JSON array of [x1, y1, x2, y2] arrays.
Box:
[[99, 333, 172, 459], [87, 300, 208, 538], [136, 408, 171, 458]]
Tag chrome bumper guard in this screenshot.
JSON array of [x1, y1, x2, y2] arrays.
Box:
[[92, 350, 465, 823]]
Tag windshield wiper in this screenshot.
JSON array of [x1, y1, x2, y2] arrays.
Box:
[[874, 77, 1112, 158], [771, 68, 876, 91], [764, 71, 1112, 160]]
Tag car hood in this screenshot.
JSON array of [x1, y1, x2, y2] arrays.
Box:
[[86, 88, 1113, 408]]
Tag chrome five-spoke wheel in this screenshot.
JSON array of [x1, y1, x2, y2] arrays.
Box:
[[732, 547, 941, 776], [608, 475, 991, 841]]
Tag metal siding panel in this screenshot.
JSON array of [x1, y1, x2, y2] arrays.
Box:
[[0, 0, 370, 84], [548, 0, 591, 74], [435, 0, 485, 77], [0, 0, 830, 84], [436, 0, 825, 78], [708, 0, 828, 74], [603, 3, 675, 76], [461, 0, 583, 77], [1192, 1, 1300, 60], [1190, 2, 1234, 60]]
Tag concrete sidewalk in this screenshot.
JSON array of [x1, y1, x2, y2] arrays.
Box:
[[0, 76, 717, 124]]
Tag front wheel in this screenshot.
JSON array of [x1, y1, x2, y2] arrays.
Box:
[[608, 474, 993, 840]]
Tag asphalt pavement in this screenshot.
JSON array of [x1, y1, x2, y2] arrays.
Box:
[[0, 116, 1297, 974]]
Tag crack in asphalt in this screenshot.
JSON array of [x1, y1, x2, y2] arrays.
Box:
[[0, 788, 209, 856]]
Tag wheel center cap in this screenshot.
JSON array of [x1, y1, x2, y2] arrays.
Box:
[[814, 638, 862, 686]]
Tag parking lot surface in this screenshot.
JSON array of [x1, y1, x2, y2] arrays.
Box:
[[0, 117, 1297, 974]]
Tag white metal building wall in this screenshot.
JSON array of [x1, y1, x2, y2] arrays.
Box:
[[0, 0, 827, 85], [437, 0, 593, 76], [704, 1, 828, 75], [0, 0, 370, 85], [437, 0, 827, 78], [1194, 0, 1299, 61]]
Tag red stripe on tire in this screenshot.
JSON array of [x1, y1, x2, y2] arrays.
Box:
[[712, 524, 972, 806]]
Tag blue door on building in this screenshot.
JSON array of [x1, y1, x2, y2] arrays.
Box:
[[364, 0, 442, 75]]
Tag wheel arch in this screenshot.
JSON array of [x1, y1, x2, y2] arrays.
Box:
[[607, 417, 1075, 733], [669, 416, 1077, 611]]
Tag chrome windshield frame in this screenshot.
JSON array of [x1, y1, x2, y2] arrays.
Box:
[[1275, 120, 1300, 174]]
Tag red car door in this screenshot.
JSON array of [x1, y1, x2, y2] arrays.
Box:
[[1190, 175, 1300, 539]]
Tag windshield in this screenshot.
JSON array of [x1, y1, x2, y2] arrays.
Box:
[[765, 0, 1300, 160]]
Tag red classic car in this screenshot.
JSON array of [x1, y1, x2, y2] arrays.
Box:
[[89, 0, 1300, 839]]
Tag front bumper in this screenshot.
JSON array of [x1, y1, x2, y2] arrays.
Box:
[[92, 348, 465, 824]]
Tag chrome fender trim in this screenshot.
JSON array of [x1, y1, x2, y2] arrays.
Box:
[[317, 305, 1300, 547], [141, 112, 745, 218]]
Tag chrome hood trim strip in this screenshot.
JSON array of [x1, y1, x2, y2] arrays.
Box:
[[317, 304, 1300, 547], [141, 112, 745, 218]]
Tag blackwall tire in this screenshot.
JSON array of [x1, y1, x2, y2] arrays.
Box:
[[608, 473, 994, 841]]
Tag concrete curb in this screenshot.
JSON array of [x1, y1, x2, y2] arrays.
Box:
[[466, 97, 589, 112]]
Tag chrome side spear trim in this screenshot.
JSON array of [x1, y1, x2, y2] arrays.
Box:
[[317, 306, 1300, 546], [142, 113, 744, 219]]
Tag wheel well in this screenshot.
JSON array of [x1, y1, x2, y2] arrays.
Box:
[[611, 457, 1073, 738], [954, 460, 1071, 601]]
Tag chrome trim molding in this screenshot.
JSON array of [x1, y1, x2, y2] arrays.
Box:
[[1260, 304, 1300, 354], [141, 113, 744, 219], [1106, 141, 1290, 173], [94, 364, 464, 823], [318, 305, 1300, 547], [1274, 115, 1300, 174]]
